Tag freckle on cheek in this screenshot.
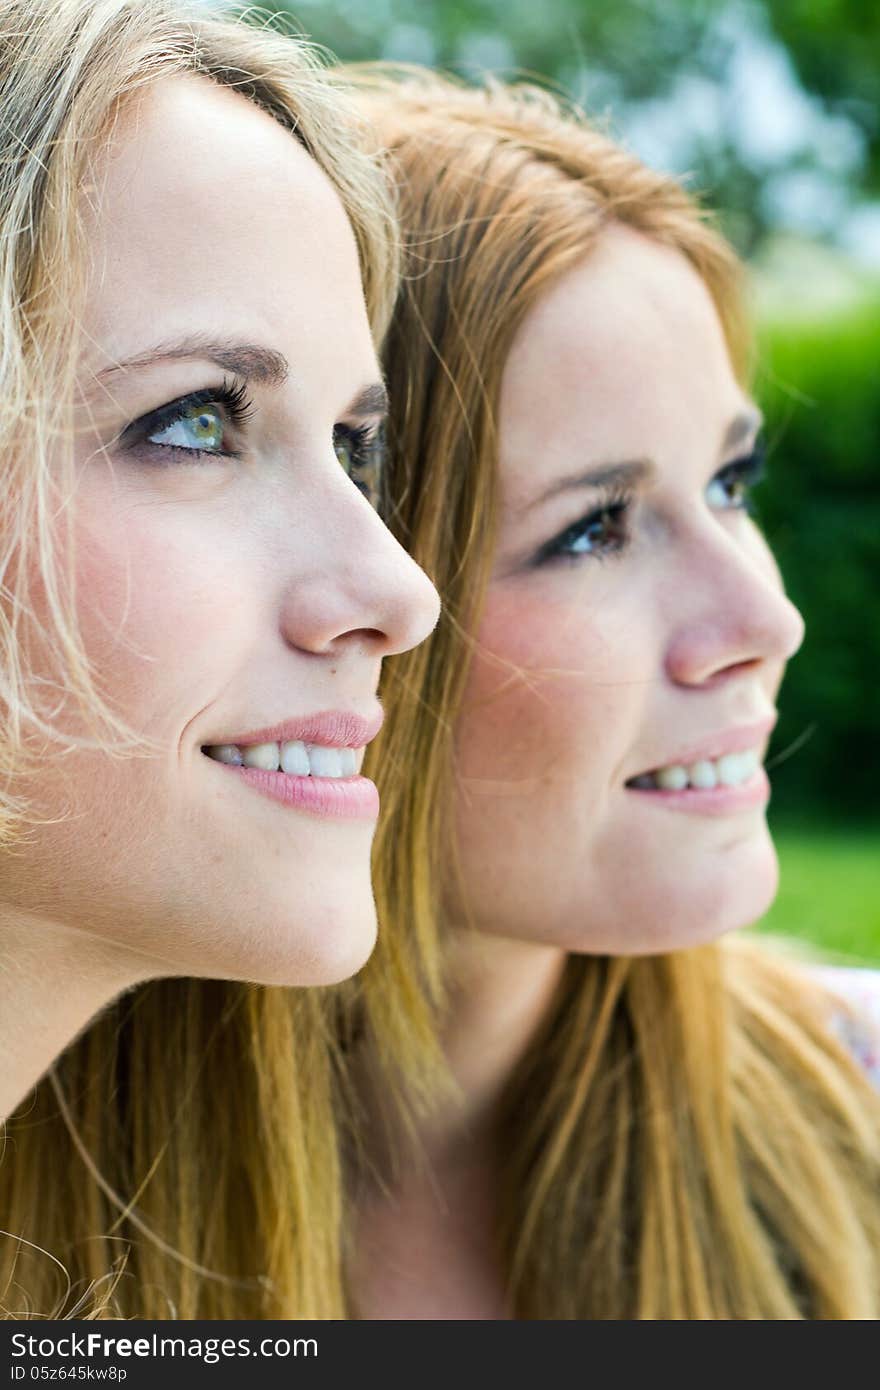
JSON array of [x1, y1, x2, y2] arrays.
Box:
[[458, 588, 624, 787], [76, 523, 223, 654], [459, 643, 575, 779], [477, 595, 554, 671]]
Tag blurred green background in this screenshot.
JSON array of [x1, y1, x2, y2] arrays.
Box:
[[236, 1, 880, 960]]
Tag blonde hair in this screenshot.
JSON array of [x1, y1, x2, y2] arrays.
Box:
[[0, 0, 398, 1319], [350, 70, 880, 1318]]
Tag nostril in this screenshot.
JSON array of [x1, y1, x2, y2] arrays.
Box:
[[694, 657, 764, 690], [722, 657, 763, 678]]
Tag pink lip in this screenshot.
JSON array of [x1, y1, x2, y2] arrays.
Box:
[[626, 766, 770, 816], [208, 763, 380, 820], [628, 715, 777, 781], [204, 707, 383, 751]]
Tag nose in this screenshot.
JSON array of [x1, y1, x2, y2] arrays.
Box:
[[278, 480, 440, 659], [664, 521, 805, 687]]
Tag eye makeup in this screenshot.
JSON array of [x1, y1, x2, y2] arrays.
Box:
[[706, 439, 766, 513], [532, 484, 631, 566], [114, 379, 387, 510], [532, 438, 767, 568], [333, 419, 386, 511], [117, 377, 254, 464]]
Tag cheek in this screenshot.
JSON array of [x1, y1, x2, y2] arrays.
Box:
[[32, 497, 253, 744], [457, 591, 563, 786], [455, 585, 634, 794], [448, 581, 652, 943]]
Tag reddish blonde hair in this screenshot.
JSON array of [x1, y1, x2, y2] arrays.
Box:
[[348, 69, 880, 1318]]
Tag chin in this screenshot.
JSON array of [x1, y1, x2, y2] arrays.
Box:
[[253, 897, 379, 987], [295, 907, 379, 986], [535, 816, 781, 958], [153, 884, 379, 989], [632, 821, 781, 955], [221, 828, 380, 986]]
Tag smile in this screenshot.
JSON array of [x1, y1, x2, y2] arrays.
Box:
[[201, 742, 379, 820], [626, 747, 761, 792], [199, 709, 382, 819], [203, 741, 359, 779]]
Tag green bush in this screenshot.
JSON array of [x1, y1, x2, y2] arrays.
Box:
[[755, 827, 880, 963], [754, 291, 880, 822]]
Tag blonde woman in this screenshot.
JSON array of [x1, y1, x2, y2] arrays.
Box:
[[344, 73, 880, 1319], [0, 4, 439, 1319]]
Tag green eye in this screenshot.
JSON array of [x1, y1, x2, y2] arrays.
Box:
[[334, 433, 354, 471], [149, 402, 225, 452], [706, 475, 748, 508], [706, 443, 767, 513], [333, 422, 384, 507]]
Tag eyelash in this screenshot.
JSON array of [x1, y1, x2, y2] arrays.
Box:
[[119, 385, 386, 509], [120, 378, 254, 463], [534, 443, 767, 567], [333, 420, 386, 510], [709, 439, 766, 512]]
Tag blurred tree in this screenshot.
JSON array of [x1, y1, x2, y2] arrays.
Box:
[[764, 0, 880, 195], [262, 0, 880, 257], [754, 281, 880, 823]]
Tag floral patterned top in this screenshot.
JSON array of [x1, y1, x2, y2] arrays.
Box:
[[809, 965, 880, 1091]]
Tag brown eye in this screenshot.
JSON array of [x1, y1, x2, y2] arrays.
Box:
[[538, 498, 630, 564], [568, 506, 627, 552]]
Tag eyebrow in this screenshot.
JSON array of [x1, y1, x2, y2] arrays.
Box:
[[520, 409, 763, 514], [345, 381, 389, 419], [722, 408, 763, 454], [92, 337, 290, 389], [521, 458, 655, 514], [87, 336, 388, 421]]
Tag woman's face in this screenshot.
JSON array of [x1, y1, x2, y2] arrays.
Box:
[[451, 222, 804, 955], [4, 75, 439, 987]]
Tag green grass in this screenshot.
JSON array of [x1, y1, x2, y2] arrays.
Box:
[[751, 825, 880, 965]]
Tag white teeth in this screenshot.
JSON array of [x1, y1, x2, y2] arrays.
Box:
[[629, 746, 762, 791], [655, 764, 689, 791], [688, 759, 718, 790], [209, 744, 243, 765], [280, 740, 310, 776], [241, 741, 280, 771], [206, 739, 360, 777], [716, 749, 760, 787], [307, 745, 343, 778]]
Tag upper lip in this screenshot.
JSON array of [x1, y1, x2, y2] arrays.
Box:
[[628, 715, 777, 779], [202, 706, 384, 751]]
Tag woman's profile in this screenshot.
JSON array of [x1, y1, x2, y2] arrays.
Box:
[[343, 71, 880, 1320], [0, 2, 437, 1318]]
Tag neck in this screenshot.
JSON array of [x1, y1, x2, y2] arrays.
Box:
[[0, 910, 154, 1121], [348, 927, 566, 1319], [442, 929, 566, 1138], [362, 927, 567, 1176]]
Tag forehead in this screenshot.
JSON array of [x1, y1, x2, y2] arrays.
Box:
[[80, 73, 372, 379], [498, 222, 748, 502]]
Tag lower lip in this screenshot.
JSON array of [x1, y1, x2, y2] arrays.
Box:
[[205, 760, 380, 820], [625, 767, 770, 816]]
